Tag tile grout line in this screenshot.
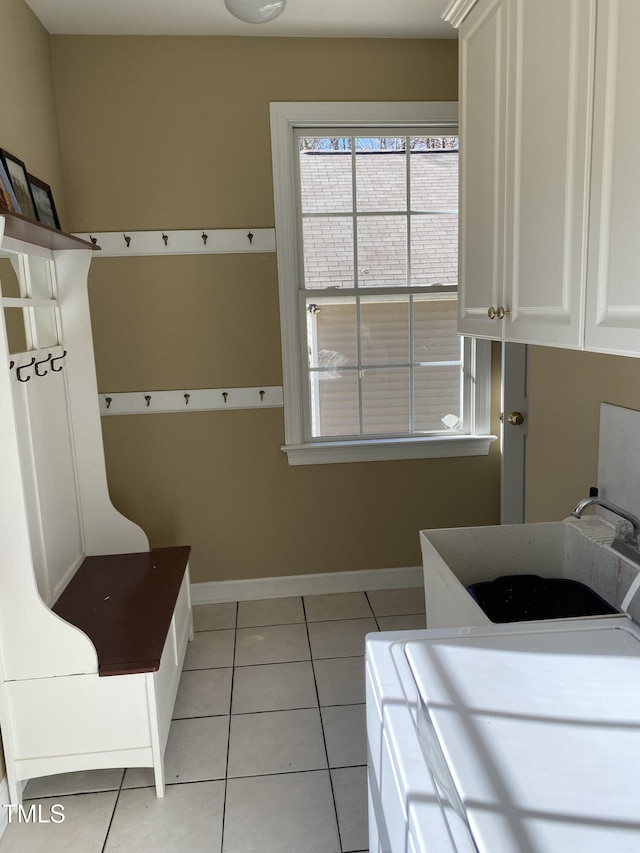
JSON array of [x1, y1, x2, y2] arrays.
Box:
[[175, 699, 368, 720], [100, 769, 127, 853], [302, 595, 345, 853], [186, 650, 367, 672], [219, 600, 239, 853], [364, 591, 383, 631]]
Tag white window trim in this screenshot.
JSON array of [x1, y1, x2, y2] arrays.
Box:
[[270, 101, 496, 465]]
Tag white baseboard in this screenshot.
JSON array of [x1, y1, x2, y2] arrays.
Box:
[[190, 565, 423, 605]]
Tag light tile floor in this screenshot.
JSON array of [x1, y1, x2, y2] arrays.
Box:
[[0, 587, 425, 853]]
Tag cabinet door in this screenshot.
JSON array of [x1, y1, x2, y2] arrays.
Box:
[[458, 0, 509, 338], [585, 0, 640, 356], [504, 0, 596, 347]]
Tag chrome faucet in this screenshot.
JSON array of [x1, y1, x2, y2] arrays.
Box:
[[572, 496, 640, 563]]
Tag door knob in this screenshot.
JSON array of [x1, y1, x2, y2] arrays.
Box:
[[508, 411, 524, 426]]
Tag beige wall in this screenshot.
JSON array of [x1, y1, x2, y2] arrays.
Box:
[[526, 346, 640, 523], [50, 34, 502, 583], [50, 36, 459, 231], [0, 0, 66, 224]]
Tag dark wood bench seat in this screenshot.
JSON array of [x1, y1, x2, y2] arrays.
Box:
[[53, 545, 191, 676]]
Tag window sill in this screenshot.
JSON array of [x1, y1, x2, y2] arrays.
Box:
[[281, 434, 497, 466]]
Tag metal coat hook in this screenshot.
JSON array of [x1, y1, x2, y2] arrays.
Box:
[[123, 234, 131, 248], [184, 393, 190, 406], [222, 392, 228, 403], [259, 390, 265, 401], [34, 353, 52, 377], [201, 232, 208, 245], [162, 233, 169, 246], [51, 351, 67, 372], [105, 396, 112, 409], [16, 357, 36, 382], [145, 395, 152, 407], [9, 360, 15, 370], [247, 231, 254, 245]]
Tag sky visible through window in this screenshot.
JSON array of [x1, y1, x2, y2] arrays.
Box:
[[299, 137, 459, 151]]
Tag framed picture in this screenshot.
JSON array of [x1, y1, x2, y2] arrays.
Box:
[[27, 174, 60, 229], [0, 149, 36, 220], [0, 159, 20, 213]]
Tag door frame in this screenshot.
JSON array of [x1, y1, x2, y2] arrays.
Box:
[[501, 342, 528, 524]]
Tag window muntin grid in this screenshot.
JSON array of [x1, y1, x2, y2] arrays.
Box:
[[304, 293, 462, 438], [296, 131, 463, 441]]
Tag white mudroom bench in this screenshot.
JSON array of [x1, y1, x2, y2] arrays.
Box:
[[0, 211, 192, 805]]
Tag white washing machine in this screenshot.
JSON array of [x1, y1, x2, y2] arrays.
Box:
[[366, 615, 640, 852]]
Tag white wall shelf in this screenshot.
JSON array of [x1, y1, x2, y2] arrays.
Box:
[[99, 386, 284, 415], [72, 228, 276, 257]]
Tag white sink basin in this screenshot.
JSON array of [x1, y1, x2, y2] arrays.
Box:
[[420, 518, 640, 629]]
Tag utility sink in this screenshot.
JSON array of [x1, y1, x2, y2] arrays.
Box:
[[420, 518, 640, 630]]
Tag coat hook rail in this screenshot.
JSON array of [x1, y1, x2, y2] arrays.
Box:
[[16, 357, 36, 383], [99, 386, 283, 415], [51, 351, 68, 372], [72, 228, 276, 257]]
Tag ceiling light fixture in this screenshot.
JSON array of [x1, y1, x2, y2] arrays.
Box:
[[224, 0, 287, 24]]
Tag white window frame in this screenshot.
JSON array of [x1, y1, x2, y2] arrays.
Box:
[[270, 101, 495, 465]]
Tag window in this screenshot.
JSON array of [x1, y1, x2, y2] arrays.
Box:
[[270, 102, 494, 465]]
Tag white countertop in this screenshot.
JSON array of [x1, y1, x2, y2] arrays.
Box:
[[401, 617, 640, 852]]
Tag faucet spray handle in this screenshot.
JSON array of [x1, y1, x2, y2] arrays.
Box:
[[616, 520, 635, 542]]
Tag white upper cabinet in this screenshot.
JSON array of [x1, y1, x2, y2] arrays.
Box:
[[455, 0, 596, 347], [504, 0, 595, 348], [449, 0, 640, 356], [585, 0, 640, 356], [457, 0, 508, 338]]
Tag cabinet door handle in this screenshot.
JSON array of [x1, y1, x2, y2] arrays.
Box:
[[488, 306, 497, 320]]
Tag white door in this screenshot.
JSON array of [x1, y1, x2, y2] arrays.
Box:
[[585, 0, 640, 356], [504, 0, 595, 349], [501, 342, 528, 524], [457, 0, 508, 339]]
